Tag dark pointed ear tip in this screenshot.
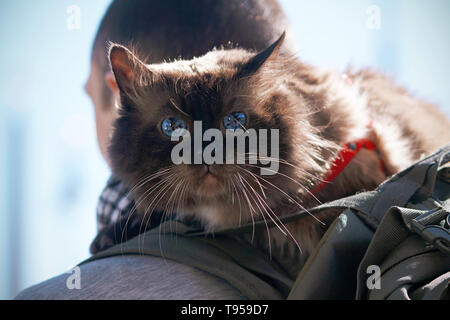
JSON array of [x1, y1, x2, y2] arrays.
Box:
[[236, 32, 288, 78], [274, 32, 286, 49]]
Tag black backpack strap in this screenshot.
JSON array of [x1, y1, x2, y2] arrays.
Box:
[[288, 145, 450, 300], [355, 145, 450, 299], [370, 144, 450, 222]]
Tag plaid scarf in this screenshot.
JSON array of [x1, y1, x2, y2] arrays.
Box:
[[91, 175, 189, 254], [90, 175, 140, 253], [96, 175, 135, 233]]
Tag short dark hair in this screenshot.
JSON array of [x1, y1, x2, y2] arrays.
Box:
[[91, 0, 295, 106]]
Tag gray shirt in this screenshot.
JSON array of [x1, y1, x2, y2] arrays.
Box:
[[14, 255, 245, 300]]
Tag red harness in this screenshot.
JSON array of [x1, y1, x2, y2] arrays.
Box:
[[311, 138, 384, 195], [311, 74, 386, 195]]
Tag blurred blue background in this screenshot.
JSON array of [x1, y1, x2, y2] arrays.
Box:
[[0, 0, 449, 299]]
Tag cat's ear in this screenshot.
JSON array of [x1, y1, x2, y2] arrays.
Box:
[[238, 32, 286, 78], [109, 44, 151, 95]]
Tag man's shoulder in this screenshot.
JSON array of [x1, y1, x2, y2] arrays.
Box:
[[14, 255, 244, 300]]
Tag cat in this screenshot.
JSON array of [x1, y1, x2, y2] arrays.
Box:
[[103, 33, 450, 278]]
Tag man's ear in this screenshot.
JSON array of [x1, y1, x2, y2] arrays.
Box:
[[105, 71, 118, 94], [238, 32, 286, 78], [108, 44, 151, 95]]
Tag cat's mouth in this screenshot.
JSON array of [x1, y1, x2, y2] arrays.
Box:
[[193, 165, 225, 198], [203, 172, 219, 185]]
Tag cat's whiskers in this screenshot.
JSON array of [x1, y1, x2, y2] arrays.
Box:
[[152, 176, 185, 259], [125, 171, 177, 225], [244, 153, 326, 184], [243, 158, 322, 204], [237, 168, 289, 234], [118, 168, 175, 232], [241, 164, 268, 199], [119, 168, 177, 247], [122, 170, 178, 248], [176, 177, 189, 217], [237, 174, 273, 257], [138, 174, 180, 254], [124, 166, 175, 201], [237, 173, 257, 243], [165, 177, 186, 233], [237, 165, 325, 226], [139, 173, 178, 231], [230, 175, 243, 227], [237, 167, 303, 253], [226, 178, 235, 205], [160, 176, 190, 259]]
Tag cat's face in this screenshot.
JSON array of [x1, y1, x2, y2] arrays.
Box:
[[108, 34, 328, 229]]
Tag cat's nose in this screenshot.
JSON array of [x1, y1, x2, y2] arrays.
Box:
[[207, 165, 216, 175], [198, 164, 209, 175], [203, 164, 219, 176]]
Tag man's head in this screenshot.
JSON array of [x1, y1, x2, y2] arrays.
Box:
[[85, 0, 295, 166]]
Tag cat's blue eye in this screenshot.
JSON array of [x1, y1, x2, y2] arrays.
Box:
[[223, 112, 247, 131], [161, 117, 187, 137]]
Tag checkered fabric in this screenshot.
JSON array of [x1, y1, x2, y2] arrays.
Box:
[[96, 175, 135, 232]]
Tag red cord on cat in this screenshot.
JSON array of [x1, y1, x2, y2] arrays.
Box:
[[311, 138, 385, 195], [310, 77, 387, 195]]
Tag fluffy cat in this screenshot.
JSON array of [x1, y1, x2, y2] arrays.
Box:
[[104, 33, 450, 277]]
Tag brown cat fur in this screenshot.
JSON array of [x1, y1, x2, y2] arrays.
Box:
[[106, 34, 450, 277]]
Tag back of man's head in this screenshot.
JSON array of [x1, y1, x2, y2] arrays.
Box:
[[91, 0, 296, 106]]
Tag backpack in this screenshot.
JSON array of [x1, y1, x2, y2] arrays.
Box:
[[83, 144, 450, 300]]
